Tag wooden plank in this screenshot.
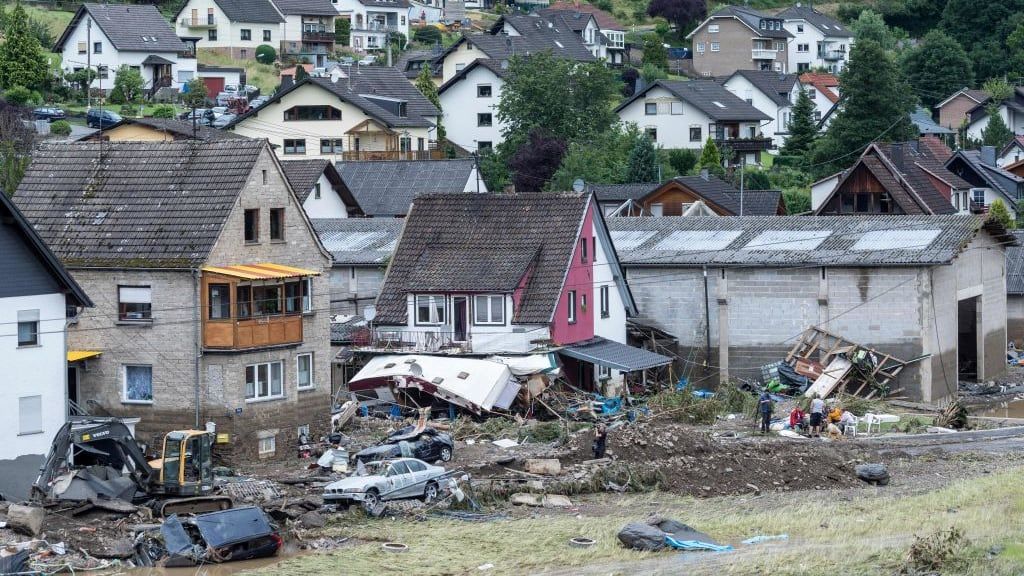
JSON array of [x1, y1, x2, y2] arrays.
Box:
[[804, 357, 853, 398]]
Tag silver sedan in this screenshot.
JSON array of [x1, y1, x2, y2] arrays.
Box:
[[322, 458, 453, 511]]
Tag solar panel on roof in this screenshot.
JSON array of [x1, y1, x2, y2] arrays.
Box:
[[851, 230, 941, 251], [610, 230, 657, 250], [322, 230, 388, 252], [652, 230, 743, 251], [743, 230, 831, 251]]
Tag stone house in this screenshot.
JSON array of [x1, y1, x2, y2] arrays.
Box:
[[14, 140, 333, 461], [935, 88, 990, 134], [607, 215, 1013, 401], [686, 6, 791, 78]]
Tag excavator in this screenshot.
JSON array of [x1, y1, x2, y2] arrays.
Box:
[[32, 418, 233, 516]]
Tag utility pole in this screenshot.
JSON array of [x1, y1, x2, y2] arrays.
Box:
[[739, 154, 745, 216], [86, 18, 92, 110]]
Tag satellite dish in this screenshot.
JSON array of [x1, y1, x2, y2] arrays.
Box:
[[572, 178, 586, 193], [363, 305, 377, 322]]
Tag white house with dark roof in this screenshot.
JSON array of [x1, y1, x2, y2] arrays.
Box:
[[778, 3, 853, 73], [945, 146, 1024, 220], [437, 59, 506, 153], [281, 158, 364, 218], [174, 0, 285, 60], [545, 1, 627, 65], [54, 3, 198, 93], [722, 70, 800, 150], [272, 0, 338, 66], [337, 158, 484, 216], [331, 0, 411, 53], [616, 79, 772, 165]]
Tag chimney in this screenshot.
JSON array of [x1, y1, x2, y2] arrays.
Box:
[[890, 143, 904, 172], [981, 145, 997, 167], [700, 168, 709, 181]]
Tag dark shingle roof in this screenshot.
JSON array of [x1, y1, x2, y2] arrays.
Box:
[[777, 4, 852, 37], [80, 117, 250, 142], [270, 0, 338, 15], [359, 0, 411, 7], [608, 215, 1008, 267], [708, 6, 791, 38], [213, 0, 284, 23], [726, 70, 798, 107], [948, 150, 1024, 209], [588, 183, 659, 202], [546, 1, 625, 29], [312, 218, 403, 265], [616, 80, 771, 122], [14, 140, 268, 268], [376, 193, 590, 324], [538, 9, 595, 33], [56, 3, 185, 53], [463, 14, 596, 62], [912, 108, 955, 135], [395, 49, 440, 79], [337, 159, 477, 217], [655, 175, 781, 215], [281, 159, 330, 202], [1007, 231, 1024, 295], [437, 59, 508, 95]]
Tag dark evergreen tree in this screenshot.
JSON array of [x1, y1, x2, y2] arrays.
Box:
[[625, 135, 659, 183], [900, 30, 973, 108], [781, 88, 818, 157]]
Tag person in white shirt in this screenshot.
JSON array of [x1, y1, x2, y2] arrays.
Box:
[[809, 395, 826, 437]]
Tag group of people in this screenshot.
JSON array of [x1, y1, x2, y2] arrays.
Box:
[[759, 390, 857, 438]]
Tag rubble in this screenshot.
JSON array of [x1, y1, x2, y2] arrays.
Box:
[[523, 459, 562, 476]]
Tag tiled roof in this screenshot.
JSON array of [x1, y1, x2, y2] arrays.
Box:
[[912, 108, 955, 135], [538, 9, 595, 33], [799, 72, 839, 104], [726, 70, 798, 107], [212, 0, 284, 23], [270, 0, 338, 15], [281, 159, 330, 202], [80, 117, 251, 142], [376, 192, 590, 325], [657, 175, 781, 216], [312, 218, 403, 265], [948, 150, 1024, 209], [546, 1, 625, 29], [13, 140, 268, 268], [608, 215, 1007, 267], [395, 49, 440, 78], [617, 80, 771, 122], [337, 159, 477, 217], [708, 6, 791, 39], [437, 59, 508, 94], [587, 183, 659, 202], [56, 3, 185, 53], [1007, 231, 1024, 295], [777, 4, 852, 37], [462, 14, 596, 62]]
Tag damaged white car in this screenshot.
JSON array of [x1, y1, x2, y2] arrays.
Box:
[[322, 458, 454, 511]]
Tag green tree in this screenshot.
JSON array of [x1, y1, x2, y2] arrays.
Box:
[[782, 189, 811, 214], [782, 88, 818, 157], [49, 119, 71, 136], [873, 0, 946, 37], [641, 34, 667, 70], [2, 85, 39, 106], [981, 105, 1014, 149], [335, 18, 351, 46], [151, 104, 176, 119], [294, 64, 310, 82], [900, 30, 973, 108], [182, 77, 208, 108], [941, 0, 1024, 82], [982, 78, 1013, 103], [849, 9, 900, 51], [0, 4, 47, 90], [0, 100, 33, 196], [668, 148, 698, 175], [110, 65, 144, 104], [414, 26, 442, 45], [625, 134, 659, 182], [697, 137, 724, 177], [549, 123, 642, 190], [989, 198, 1016, 229], [255, 44, 276, 64], [415, 65, 444, 140], [640, 63, 667, 83], [1008, 21, 1024, 83], [66, 68, 97, 98]]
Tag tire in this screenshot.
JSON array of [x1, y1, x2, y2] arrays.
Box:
[[362, 488, 381, 514], [423, 481, 439, 503], [439, 446, 453, 462]]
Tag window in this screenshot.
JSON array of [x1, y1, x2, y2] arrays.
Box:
[[77, 41, 86, 54], [284, 106, 342, 121], [855, 193, 869, 212], [797, 24, 804, 33], [262, 169, 267, 184], [18, 396, 42, 435], [285, 280, 308, 314], [254, 285, 282, 315], [258, 434, 276, 456], [710, 42, 720, 52], [93, 42, 102, 54], [775, 41, 785, 51], [314, 182, 322, 199], [178, 70, 194, 83], [689, 126, 701, 142], [270, 208, 285, 241], [283, 139, 306, 155], [303, 278, 312, 312], [477, 84, 492, 97], [455, 62, 465, 72], [645, 127, 657, 141], [798, 62, 810, 72], [246, 361, 284, 400], [880, 192, 893, 213], [238, 29, 251, 41], [297, 353, 313, 389], [477, 113, 493, 127], [645, 102, 657, 115], [600, 285, 609, 318], [477, 141, 492, 151], [592, 237, 597, 263], [124, 365, 153, 403], [581, 237, 588, 262], [797, 43, 808, 52], [473, 294, 504, 325], [973, 189, 986, 205], [320, 138, 343, 154], [814, 110, 822, 121], [399, 137, 412, 152], [118, 286, 152, 321], [671, 101, 683, 115], [236, 285, 252, 319], [17, 310, 38, 347], [208, 29, 217, 41], [696, 42, 706, 53], [599, 365, 611, 378], [264, 29, 272, 41], [760, 20, 766, 30], [415, 294, 446, 325], [708, 24, 719, 33], [567, 291, 577, 324], [244, 208, 259, 243], [208, 284, 231, 319]]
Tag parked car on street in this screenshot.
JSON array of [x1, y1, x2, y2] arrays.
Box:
[[352, 426, 454, 464], [211, 113, 236, 128], [179, 108, 215, 126], [322, 458, 453, 510], [32, 107, 66, 122], [86, 108, 121, 128]]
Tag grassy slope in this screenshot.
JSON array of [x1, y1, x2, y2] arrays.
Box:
[[8, 2, 74, 40], [196, 49, 279, 94]]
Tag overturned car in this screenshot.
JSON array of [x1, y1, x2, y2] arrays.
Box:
[[138, 507, 281, 567], [352, 426, 454, 465]]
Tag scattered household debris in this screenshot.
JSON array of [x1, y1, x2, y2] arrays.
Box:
[[141, 507, 281, 567], [855, 463, 891, 486], [353, 425, 454, 465], [618, 518, 726, 552], [741, 534, 789, 545]]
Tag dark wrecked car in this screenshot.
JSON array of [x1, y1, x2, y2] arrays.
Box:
[[352, 426, 454, 465], [143, 506, 281, 567]]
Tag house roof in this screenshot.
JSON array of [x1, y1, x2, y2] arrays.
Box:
[[947, 149, 1024, 209], [280, 159, 362, 213], [437, 59, 508, 94], [617, 80, 771, 122], [395, 49, 441, 79], [538, 9, 597, 33], [967, 87, 1024, 126], [336, 159, 477, 217], [726, 70, 798, 107], [693, 6, 791, 39], [1001, 135, 1024, 157], [270, 0, 338, 16], [375, 192, 591, 325], [0, 185, 92, 307], [13, 140, 270, 268], [546, 1, 624, 29], [453, 14, 596, 63], [228, 69, 440, 130], [213, 0, 284, 23], [647, 175, 783, 216], [608, 215, 1012, 267], [312, 218, 403, 266], [358, 0, 411, 8], [78, 117, 251, 142], [1007, 231, 1024, 295], [911, 107, 955, 135], [799, 72, 840, 104], [587, 183, 659, 203], [777, 4, 852, 37], [560, 336, 672, 371], [55, 3, 186, 53], [935, 87, 990, 110]]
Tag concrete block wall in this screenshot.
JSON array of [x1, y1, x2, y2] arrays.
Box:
[[1008, 296, 1024, 347], [328, 265, 385, 316]]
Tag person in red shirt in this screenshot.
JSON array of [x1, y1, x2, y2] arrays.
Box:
[[789, 406, 808, 434]]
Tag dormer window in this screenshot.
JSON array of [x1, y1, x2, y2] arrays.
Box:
[[760, 20, 766, 30]]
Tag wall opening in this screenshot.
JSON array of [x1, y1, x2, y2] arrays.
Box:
[[957, 296, 979, 380]]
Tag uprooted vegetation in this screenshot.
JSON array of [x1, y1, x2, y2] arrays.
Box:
[[647, 385, 758, 425], [899, 527, 971, 575]]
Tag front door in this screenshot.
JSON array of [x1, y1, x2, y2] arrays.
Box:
[[453, 296, 468, 342]]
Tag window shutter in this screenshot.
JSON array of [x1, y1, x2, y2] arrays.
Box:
[[18, 309, 40, 322], [119, 287, 152, 303], [19, 396, 43, 434]]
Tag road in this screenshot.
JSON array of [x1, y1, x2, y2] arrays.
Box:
[[862, 425, 1024, 455]]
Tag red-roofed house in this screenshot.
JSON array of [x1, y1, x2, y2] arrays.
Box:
[[799, 72, 839, 125]]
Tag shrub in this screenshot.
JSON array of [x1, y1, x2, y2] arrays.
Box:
[[255, 44, 276, 64], [668, 148, 697, 175], [414, 26, 442, 45], [3, 85, 39, 106], [151, 104, 175, 119], [49, 120, 71, 136], [118, 104, 136, 118]]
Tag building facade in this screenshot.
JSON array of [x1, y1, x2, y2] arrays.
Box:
[[437, 59, 506, 153], [686, 6, 791, 77], [778, 3, 853, 73], [174, 0, 285, 59], [332, 0, 411, 53]]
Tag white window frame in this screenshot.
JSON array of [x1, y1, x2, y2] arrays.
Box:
[[302, 277, 312, 313], [415, 294, 446, 325], [600, 285, 610, 318], [696, 42, 706, 53], [567, 290, 577, 324], [258, 434, 276, 457], [644, 102, 657, 116], [670, 101, 683, 115], [17, 309, 39, 347], [710, 42, 720, 52], [18, 395, 43, 435], [972, 189, 986, 205], [296, 353, 314, 389], [118, 285, 152, 322], [473, 294, 505, 325], [246, 360, 284, 402], [123, 364, 154, 404], [708, 24, 719, 33]]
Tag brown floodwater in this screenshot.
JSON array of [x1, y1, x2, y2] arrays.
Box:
[[974, 398, 1024, 419], [122, 544, 309, 575]]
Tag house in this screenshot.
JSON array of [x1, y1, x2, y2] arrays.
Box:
[[964, 86, 1024, 144], [778, 3, 853, 73], [281, 158, 364, 218], [1008, 158, 1024, 179], [685, 6, 792, 78], [174, 0, 285, 60], [586, 182, 660, 216], [637, 174, 786, 216], [935, 87, 989, 133], [945, 146, 1024, 219], [1006, 231, 1024, 347], [538, 9, 603, 59], [54, 3, 199, 95], [799, 71, 840, 125], [615, 79, 773, 164], [226, 67, 440, 160], [911, 107, 955, 143], [396, 49, 442, 83], [545, 1, 627, 65], [337, 158, 484, 216], [0, 191, 92, 470], [77, 117, 252, 142], [722, 69, 800, 149], [313, 218, 403, 316], [332, 0, 411, 53], [999, 136, 1024, 167], [14, 139, 333, 461], [272, 0, 338, 67], [607, 214, 1013, 401], [813, 141, 971, 215], [437, 59, 506, 153], [370, 192, 671, 393], [197, 64, 246, 95]]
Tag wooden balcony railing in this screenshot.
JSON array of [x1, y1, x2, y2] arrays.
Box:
[[340, 150, 443, 161], [203, 314, 303, 351]]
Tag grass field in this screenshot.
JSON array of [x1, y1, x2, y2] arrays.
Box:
[[197, 49, 280, 94], [4, 2, 74, 40]]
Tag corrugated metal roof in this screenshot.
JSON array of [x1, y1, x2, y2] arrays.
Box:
[[653, 230, 743, 251], [851, 230, 941, 251], [1007, 230, 1024, 295], [744, 230, 831, 251], [610, 230, 657, 251], [312, 219, 404, 266], [559, 337, 672, 371]]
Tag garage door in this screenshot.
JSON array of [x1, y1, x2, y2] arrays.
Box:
[[203, 77, 225, 96]]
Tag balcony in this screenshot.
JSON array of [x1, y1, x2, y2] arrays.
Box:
[[204, 314, 303, 351], [302, 30, 336, 43], [714, 137, 774, 151], [341, 150, 444, 161], [820, 49, 845, 61], [751, 48, 776, 60], [353, 21, 400, 33], [179, 17, 216, 29], [356, 329, 471, 353]]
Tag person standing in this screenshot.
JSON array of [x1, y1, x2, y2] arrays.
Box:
[[592, 423, 608, 459], [758, 390, 774, 433], [809, 395, 826, 437]]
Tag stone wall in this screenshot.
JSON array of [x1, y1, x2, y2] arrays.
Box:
[[328, 265, 385, 316]]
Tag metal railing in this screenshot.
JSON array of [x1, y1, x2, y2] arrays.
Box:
[[819, 49, 845, 60], [715, 136, 774, 151], [68, 399, 89, 417], [302, 30, 336, 42], [751, 48, 776, 60], [361, 329, 472, 353], [179, 17, 216, 28], [341, 150, 442, 161]]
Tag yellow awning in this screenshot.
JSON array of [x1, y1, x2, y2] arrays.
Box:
[[201, 263, 319, 280], [68, 350, 102, 362]]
